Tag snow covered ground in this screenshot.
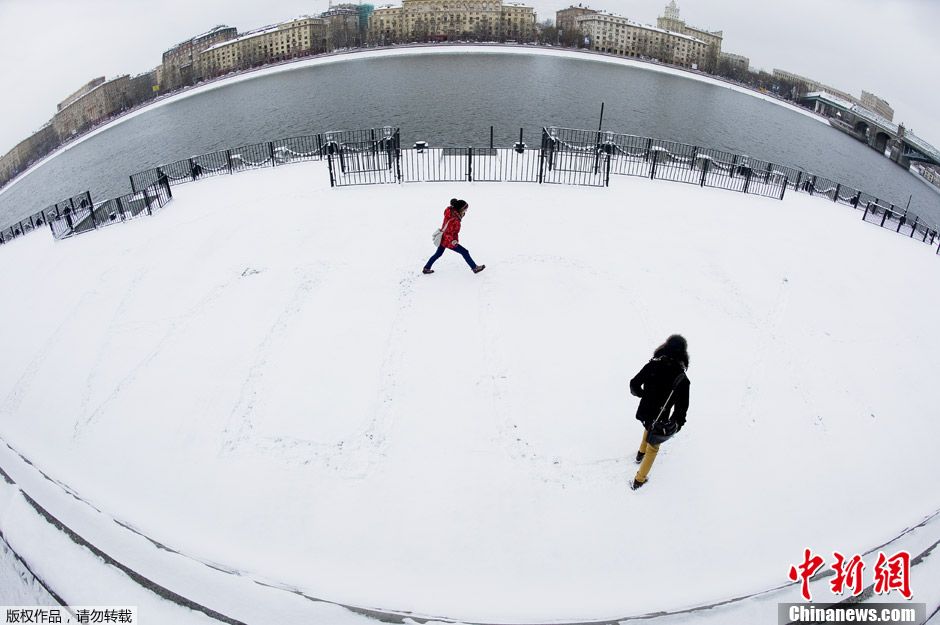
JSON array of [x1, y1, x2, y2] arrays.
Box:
[[0, 160, 938, 622]]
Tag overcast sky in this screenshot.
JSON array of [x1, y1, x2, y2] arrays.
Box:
[[1, 0, 938, 155]]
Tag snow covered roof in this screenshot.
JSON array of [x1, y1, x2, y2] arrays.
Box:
[[578, 13, 707, 43]]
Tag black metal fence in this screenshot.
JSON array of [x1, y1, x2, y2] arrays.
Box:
[[47, 179, 172, 240], [2, 125, 939, 256]]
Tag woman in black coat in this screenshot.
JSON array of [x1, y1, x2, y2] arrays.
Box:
[[629, 334, 691, 490]]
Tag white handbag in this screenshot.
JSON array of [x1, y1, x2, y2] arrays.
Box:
[[431, 218, 452, 247]]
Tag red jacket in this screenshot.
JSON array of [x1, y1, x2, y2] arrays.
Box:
[[441, 206, 462, 249]]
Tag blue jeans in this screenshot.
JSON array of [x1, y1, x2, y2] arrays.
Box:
[[425, 244, 476, 270]]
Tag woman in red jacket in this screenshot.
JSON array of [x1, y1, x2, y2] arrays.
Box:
[[423, 198, 486, 274]]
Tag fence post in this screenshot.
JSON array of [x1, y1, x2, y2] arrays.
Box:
[[833, 183, 841, 202], [910, 217, 918, 238], [327, 153, 336, 187], [650, 149, 659, 179], [730, 155, 738, 178], [853, 191, 862, 208], [269, 142, 276, 167], [880, 207, 889, 228], [395, 147, 402, 183], [226, 149, 233, 173], [764, 162, 772, 183], [742, 169, 751, 194], [863, 202, 870, 221], [538, 144, 545, 184], [116, 197, 126, 221], [316, 134, 324, 158], [896, 208, 904, 233], [809, 176, 817, 196], [794, 170, 803, 192], [690, 146, 698, 170], [700, 159, 709, 187], [162, 174, 172, 199], [780, 176, 788, 200], [644, 137, 653, 162], [468, 146, 473, 182]]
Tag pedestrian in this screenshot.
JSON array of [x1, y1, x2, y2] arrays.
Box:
[[629, 334, 691, 490], [423, 198, 485, 275]]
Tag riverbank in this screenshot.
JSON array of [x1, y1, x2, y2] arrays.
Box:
[[0, 43, 829, 202]]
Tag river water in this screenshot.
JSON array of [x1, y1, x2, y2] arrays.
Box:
[[2, 49, 938, 227]]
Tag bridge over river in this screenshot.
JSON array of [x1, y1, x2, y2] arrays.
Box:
[[801, 92, 940, 170]]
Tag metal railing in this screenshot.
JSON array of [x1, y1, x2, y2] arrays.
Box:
[[2, 125, 938, 256]]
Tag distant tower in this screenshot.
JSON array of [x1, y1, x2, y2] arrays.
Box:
[[664, 0, 680, 21], [658, 1, 684, 32]]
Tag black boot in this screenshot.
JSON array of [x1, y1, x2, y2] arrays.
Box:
[[631, 478, 646, 491]]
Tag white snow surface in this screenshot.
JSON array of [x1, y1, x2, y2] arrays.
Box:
[[0, 44, 824, 202], [0, 161, 938, 621]]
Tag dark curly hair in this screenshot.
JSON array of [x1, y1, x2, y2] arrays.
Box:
[[653, 334, 689, 369]]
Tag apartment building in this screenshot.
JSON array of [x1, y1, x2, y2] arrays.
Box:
[[861, 91, 894, 122], [577, 12, 709, 69], [197, 17, 330, 78], [52, 75, 131, 139], [368, 0, 535, 43], [655, 1, 721, 71], [161, 25, 238, 91]]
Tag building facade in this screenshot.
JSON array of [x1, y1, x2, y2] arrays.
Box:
[[52, 75, 131, 139], [0, 124, 58, 187], [655, 1, 721, 71], [57, 77, 106, 112], [368, 0, 535, 44], [556, 5, 598, 36], [718, 51, 749, 73], [771, 69, 858, 103], [161, 25, 238, 91], [577, 12, 709, 69], [860, 91, 894, 122], [323, 5, 364, 48], [197, 18, 329, 78]]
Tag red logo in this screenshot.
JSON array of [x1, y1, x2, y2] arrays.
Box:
[[789, 549, 913, 601], [873, 551, 912, 599]]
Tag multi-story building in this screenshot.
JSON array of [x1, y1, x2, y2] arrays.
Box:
[[52, 75, 131, 139], [197, 17, 329, 78], [323, 5, 364, 48], [556, 5, 598, 38], [577, 12, 709, 69], [57, 78, 106, 112], [860, 91, 894, 122], [771, 69, 857, 103], [0, 124, 57, 186], [368, 0, 535, 44], [718, 51, 749, 73], [655, 1, 721, 71], [127, 70, 160, 108], [161, 25, 238, 90]]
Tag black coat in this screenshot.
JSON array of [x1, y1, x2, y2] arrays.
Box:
[[630, 356, 690, 437]]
